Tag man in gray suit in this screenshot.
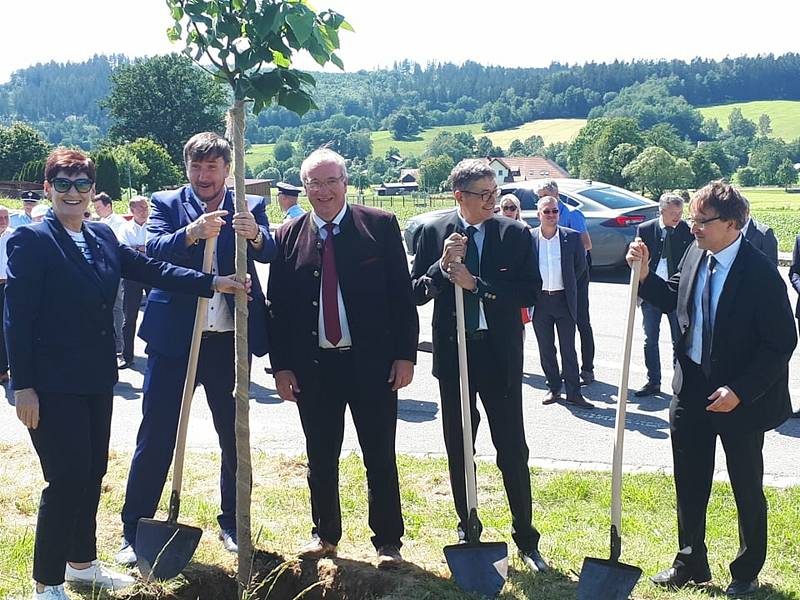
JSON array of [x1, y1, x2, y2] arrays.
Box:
[[530, 195, 593, 409]]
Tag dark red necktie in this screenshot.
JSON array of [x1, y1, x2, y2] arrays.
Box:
[[322, 223, 342, 345]]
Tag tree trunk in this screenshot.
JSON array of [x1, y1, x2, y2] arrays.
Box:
[[227, 100, 253, 599]]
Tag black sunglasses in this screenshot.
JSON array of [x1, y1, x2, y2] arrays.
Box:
[[49, 177, 94, 194]]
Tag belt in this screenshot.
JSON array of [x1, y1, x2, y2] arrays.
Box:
[[466, 329, 489, 341], [541, 289, 564, 296], [319, 345, 352, 354], [201, 330, 233, 339]]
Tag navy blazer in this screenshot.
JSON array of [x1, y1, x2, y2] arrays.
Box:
[[411, 212, 540, 379], [530, 226, 587, 321], [138, 185, 275, 359], [4, 211, 215, 395], [639, 239, 796, 433], [744, 217, 778, 266]]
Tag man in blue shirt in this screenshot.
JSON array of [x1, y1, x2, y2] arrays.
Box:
[[11, 190, 40, 227], [535, 180, 595, 384], [276, 181, 306, 222]]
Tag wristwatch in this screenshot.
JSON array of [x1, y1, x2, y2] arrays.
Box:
[[250, 229, 263, 246]]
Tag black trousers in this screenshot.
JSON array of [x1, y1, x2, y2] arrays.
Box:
[[121, 279, 150, 363], [28, 392, 113, 585], [296, 350, 403, 549], [576, 274, 595, 373], [532, 293, 580, 397], [438, 336, 540, 553], [669, 360, 767, 581], [0, 282, 7, 373]]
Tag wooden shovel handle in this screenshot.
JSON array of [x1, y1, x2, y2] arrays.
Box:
[[171, 236, 217, 497], [454, 280, 479, 514]]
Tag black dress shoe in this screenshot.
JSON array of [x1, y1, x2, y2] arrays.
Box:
[[542, 390, 561, 405], [650, 565, 711, 589], [580, 370, 595, 385], [566, 394, 594, 409], [519, 548, 549, 573], [726, 578, 758, 597], [634, 382, 660, 397]]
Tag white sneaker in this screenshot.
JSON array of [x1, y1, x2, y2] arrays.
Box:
[[64, 560, 135, 591], [32, 584, 72, 599], [114, 540, 137, 566]]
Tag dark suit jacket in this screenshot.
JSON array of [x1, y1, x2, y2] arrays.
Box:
[[636, 218, 693, 275], [789, 233, 800, 318], [639, 238, 796, 433], [530, 226, 586, 321], [744, 217, 778, 266], [267, 205, 418, 384], [4, 211, 215, 395], [411, 212, 540, 379], [138, 185, 275, 358]]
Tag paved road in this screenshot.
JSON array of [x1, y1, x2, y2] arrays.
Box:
[[2, 262, 799, 487]]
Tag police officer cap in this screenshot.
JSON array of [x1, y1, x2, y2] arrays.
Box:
[[21, 190, 41, 202], [276, 182, 302, 197]]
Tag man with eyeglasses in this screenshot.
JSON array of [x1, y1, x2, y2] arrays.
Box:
[[268, 148, 418, 569], [530, 195, 592, 409], [534, 179, 595, 385], [627, 181, 796, 597], [411, 159, 549, 573], [117, 132, 275, 563], [633, 194, 694, 397]]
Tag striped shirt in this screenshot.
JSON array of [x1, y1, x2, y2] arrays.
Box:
[[66, 229, 94, 265]]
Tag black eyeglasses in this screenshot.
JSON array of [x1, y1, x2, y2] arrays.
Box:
[[541, 208, 560, 215], [501, 205, 518, 212], [688, 215, 721, 229], [49, 177, 94, 194], [461, 188, 499, 202]]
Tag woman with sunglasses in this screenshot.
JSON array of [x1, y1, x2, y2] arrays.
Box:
[[5, 148, 247, 600], [499, 195, 534, 329]]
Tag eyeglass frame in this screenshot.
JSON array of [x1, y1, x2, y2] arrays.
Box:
[[303, 175, 345, 191], [459, 187, 499, 203], [687, 215, 722, 229], [540, 208, 560, 215], [48, 177, 95, 194], [500, 204, 519, 212]]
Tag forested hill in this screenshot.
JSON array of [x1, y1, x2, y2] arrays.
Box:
[[2, 52, 800, 147]]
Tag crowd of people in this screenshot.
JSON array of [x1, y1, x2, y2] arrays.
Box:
[[3, 136, 799, 600]]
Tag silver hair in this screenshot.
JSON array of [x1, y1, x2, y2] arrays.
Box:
[[129, 195, 149, 209], [449, 159, 495, 191], [300, 148, 348, 182], [534, 178, 559, 196], [658, 193, 684, 211], [537, 195, 558, 210]]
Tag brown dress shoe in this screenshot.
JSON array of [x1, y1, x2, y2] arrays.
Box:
[[376, 544, 403, 569], [297, 537, 337, 559], [542, 390, 561, 405]]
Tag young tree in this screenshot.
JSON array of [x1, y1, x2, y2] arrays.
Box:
[[273, 140, 294, 162], [775, 159, 798, 188], [94, 150, 122, 200], [757, 113, 772, 138], [0, 123, 51, 180], [419, 154, 454, 192], [127, 137, 183, 192], [165, 2, 349, 589], [622, 146, 693, 199]]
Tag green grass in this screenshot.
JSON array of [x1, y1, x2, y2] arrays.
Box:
[[739, 186, 800, 252], [244, 143, 277, 170], [1, 443, 799, 599], [697, 100, 800, 141]]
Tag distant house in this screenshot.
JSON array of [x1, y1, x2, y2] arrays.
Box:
[[400, 168, 420, 183], [225, 177, 273, 200], [482, 157, 568, 186], [375, 181, 419, 196], [387, 154, 404, 165]]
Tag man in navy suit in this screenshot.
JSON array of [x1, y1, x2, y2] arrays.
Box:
[[788, 233, 800, 418], [530, 195, 592, 409], [634, 194, 693, 397], [118, 132, 276, 563], [742, 201, 778, 266]]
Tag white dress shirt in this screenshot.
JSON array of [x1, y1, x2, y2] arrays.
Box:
[[0, 227, 16, 279], [538, 230, 564, 292], [101, 213, 127, 239], [655, 217, 670, 280], [313, 204, 353, 348], [118, 219, 147, 249], [450, 212, 488, 331], [686, 235, 742, 364]]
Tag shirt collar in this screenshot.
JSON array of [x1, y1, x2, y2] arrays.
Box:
[[709, 234, 742, 269], [312, 203, 348, 229], [457, 210, 485, 233], [742, 218, 752, 235]]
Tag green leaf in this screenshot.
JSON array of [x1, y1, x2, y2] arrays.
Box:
[[329, 52, 344, 70], [285, 6, 314, 46], [170, 4, 184, 22], [272, 49, 291, 68], [255, 4, 280, 35], [278, 88, 315, 116], [167, 24, 182, 42], [250, 69, 283, 100]]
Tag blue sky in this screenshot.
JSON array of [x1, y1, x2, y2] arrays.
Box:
[[3, 0, 799, 83]]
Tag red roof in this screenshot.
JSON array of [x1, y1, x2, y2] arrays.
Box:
[[483, 156, 568, 181]]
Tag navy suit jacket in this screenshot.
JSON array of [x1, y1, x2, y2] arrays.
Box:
[[4, 211, 215, 394], [639, 239, 796, 433], [530, 226, 587, 321], [744, 217, 778, 266], [138, 185, 275, 359], [789, 233, 800, 318]]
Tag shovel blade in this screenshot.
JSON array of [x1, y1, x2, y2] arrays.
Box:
[[577, 557, 642, 600], [444, 541, 508, 597], [135, 518, 202, 581]]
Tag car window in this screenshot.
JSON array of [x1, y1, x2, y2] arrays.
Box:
[[560, 194, 580, 208], [578, 187, 653, 209]]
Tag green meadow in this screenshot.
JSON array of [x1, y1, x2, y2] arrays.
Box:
[[698, 100, 800, 141]]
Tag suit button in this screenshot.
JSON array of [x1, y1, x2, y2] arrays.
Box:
[[311, 330, 317, 336], [312, 301, 318, 307], [448, 336, 454, 342], [313, 359, 319, 365], [101, 304, 107, 310], [100, 329, 107, 336], [452, 310, 456, 316], [313, 270, 320, 277]]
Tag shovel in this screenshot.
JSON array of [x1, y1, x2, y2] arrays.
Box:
[[443, 280, 508, 597], [577, 257, 643, 599], [136, 236, 217, 580]]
